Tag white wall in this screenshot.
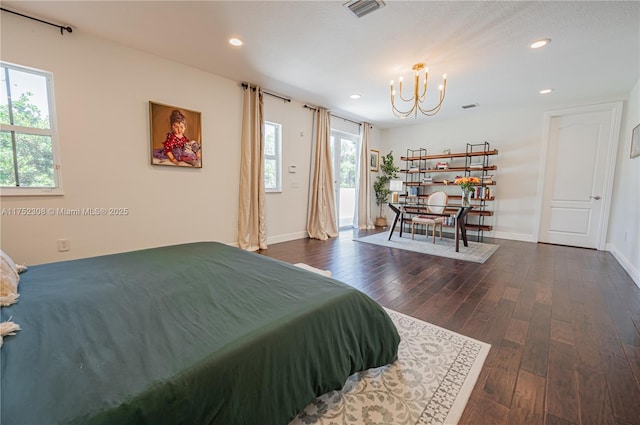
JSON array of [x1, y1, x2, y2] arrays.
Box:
[[0, 13, 317, 264], [262, 102, 368, 241], [607, 79, 640, 287], [263, 96, 313, 244], [378, 106, 548, 241]]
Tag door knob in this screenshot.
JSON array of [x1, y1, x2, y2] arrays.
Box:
[[590, 195, 601, 200]]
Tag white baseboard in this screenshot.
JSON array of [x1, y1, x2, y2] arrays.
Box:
[[606, 243, 640, 289], [267, 231, 308, 245], [491, 231, 537, 242], [225, 231, 308, 249]]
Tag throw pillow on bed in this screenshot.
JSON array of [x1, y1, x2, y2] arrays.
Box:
[[0, 249, 21, 347], [1, 249, 20, 306]]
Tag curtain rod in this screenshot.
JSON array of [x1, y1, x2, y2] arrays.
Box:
[[303, 104, 362, 126], [1, 7, 72, 35], [241, 83, 291, 103], [241, 83, 361, 126]]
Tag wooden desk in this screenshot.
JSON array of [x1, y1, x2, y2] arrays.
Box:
[[387, 203, 473, 252]]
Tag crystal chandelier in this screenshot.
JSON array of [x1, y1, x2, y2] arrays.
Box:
[[390, 63, 447, 118]]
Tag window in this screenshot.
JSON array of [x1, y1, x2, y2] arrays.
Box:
[[1, 62, 62, 195], [330, 130, 359, 228], [264, 121, 282, 192]]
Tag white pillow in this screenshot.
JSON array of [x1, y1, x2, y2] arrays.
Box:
[[1, 249, 18, 276], [1, 250, 20, 306], [0, 250, 21, 346]]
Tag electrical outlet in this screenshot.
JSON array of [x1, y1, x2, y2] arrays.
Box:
[[57, 239, 70, 252]]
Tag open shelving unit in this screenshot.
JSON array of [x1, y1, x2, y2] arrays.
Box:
[[398, 142, 498, 240]]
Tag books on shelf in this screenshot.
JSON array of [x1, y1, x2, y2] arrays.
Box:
[[444, 215, 456, 226], [473, 186, 491, 199]]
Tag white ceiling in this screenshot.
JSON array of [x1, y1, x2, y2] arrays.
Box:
[[2, 1, 639, 129]]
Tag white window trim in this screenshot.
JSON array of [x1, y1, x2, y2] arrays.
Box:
[[264, 121, 282, 193], [1, 62, 63, 196]]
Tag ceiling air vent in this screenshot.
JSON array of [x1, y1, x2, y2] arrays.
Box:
[[344, 0, 386, 19]]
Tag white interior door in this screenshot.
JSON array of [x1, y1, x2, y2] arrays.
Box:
[[538, 103, 622, 249]]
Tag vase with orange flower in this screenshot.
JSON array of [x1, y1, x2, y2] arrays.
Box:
[[454, 176, 480, 207]]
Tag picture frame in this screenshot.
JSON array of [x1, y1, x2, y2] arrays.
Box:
[[370, 149, 380, 172], [149, 101, 202, 168], [631, 123, 640, 159]]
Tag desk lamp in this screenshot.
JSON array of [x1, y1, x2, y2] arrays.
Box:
[[389, 180, 404, 203]]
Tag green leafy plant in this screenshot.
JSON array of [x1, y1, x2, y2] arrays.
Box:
[[374, 151, 400, 218], [0, 92, 55, 187]]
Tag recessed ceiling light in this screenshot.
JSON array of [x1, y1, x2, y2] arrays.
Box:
[[350, 94, 361, 99], [229, 38, 243, 47], [539, 88, 554, 94], [530, 38, 551, 49]]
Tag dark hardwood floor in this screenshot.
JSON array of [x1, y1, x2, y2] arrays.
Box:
[[259, 229, 640, 425]]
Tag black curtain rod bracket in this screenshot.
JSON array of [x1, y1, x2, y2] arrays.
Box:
[[1, 8, 72, 35], [241, 82, 291, 103], [304, 104, 361, 126]]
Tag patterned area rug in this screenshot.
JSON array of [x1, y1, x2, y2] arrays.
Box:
[[290, 309, 490, 425], [353, 231, 499, 263]]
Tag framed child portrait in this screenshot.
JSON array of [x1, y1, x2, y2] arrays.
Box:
[[149, 101, 202, 168]]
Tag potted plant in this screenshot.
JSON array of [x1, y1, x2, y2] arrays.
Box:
[[373, 151, 400, 227]]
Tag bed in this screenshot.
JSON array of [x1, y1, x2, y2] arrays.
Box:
[[0, 242, 400, 425]]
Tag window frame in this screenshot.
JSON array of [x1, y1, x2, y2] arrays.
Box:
[[0, 61, 63, 196], [264, 120, 282, 193]]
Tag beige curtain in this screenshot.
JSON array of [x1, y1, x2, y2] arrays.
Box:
[[238, 85, 267, 251], [307, 107, 338, 240], [356, 123, 374, 229]]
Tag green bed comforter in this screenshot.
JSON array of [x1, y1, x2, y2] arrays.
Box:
[[0, 242, 399, 425]]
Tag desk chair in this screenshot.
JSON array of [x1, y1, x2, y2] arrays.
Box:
[[411, 191, 448, 243]]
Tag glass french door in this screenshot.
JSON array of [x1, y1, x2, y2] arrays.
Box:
[[330, 131, 359, 229]]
